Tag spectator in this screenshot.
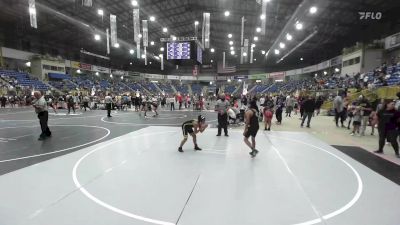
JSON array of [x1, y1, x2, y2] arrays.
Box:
[[333, 92, 345, 127], [374, 100, 400, 158], [358, 95, 372, 136], [300, 96, 316, 128]]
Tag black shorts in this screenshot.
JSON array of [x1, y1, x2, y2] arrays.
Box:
[[182, 124, 194, 137], [353, 121, 361, 126], [244, 127, 259, 138]]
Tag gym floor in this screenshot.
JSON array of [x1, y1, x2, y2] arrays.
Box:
[[0, 107, 399, 225]]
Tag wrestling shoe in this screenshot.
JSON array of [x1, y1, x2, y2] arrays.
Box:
[[194, 145, 202, 151], [178, 147, 184, 152]]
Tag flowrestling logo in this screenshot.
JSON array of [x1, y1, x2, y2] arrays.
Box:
[[359, 12, 382, 20]]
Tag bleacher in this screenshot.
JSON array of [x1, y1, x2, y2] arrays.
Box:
[[158, 83, 174, 94], [175, 84, 189, 94], [224, 85, 237, 94], [191, 84, 203, 95], [0, 70, 49, 91]]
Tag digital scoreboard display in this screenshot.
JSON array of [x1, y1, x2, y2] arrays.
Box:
[[167, 42, 191, 60]]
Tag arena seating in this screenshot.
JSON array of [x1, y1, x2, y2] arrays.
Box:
[[157, 83, 174, 94], [0, 70, 49, 91], [175, 84, 189, 94], [191, 84, 203, 95]]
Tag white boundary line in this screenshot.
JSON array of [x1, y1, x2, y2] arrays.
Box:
[[72, 131, 177, 225], [265, 133, 363, 225], [72, 129, 363, 225], [0, 125, 111, 163]]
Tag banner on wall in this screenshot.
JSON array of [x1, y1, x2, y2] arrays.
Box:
[[269, 71, 285, 80], [384, 32, 400, 50], [144, 73, 164, 79], [92, 65, 110, 73], [181, 76, 196, 81], [197, 76, 214, 81], [110, 14, 118, 46], [302, 65, 317, 73], [112, 70, 126, 76], [317, 60, 330, 70], [167, 75, 180, 80], [285, 70, 296, 76], [248, 74, 266, 80], [70, 61, 80, 69], [234, 75, 248, 80], [330, 55, 342, 66], [80, 63, 92, 71]]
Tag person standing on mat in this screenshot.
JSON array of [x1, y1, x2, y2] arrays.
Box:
[[67, 94, 76, 114], [105, 93, 113, 118], [32, 91, 51, 141], [216, 93, 230, 136], [178, 115, 208, 152], [374, 100, 400, 158], [244, 99, 260, 157], [300, 95, 316, 128]]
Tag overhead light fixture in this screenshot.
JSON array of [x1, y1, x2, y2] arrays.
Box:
[[155, 56, 160, 60], [254, 58, 257, 61], [114, 43, 120, 48], [286, 33, 293, 41], [310, 6, 317, 14], [141, 54, 146, 59], [110, 74, 113, 78], [129, 49, 134, 54], [300, 57, 304, 61], [274, 49, 280, 55], [149, 16, 155, 22], [251, 43, 256, 48], [335, 68, 340, 72], [261, 50, 266, 54], [210, 48, 215, 53], [160, 47, 164, 51], [138, 34, 142, 38], [194, 21, 199, 25], [94, 34, 101, 41], [260, 14, 266, 20], [131, 0, 138, 6], [228, 34, 232, 38], [211, 60, 214, 63], [324, 71, 328, 75], [129, 62, 133, 65], [25, 61, 31, 67], [238, 79, 242, 82], [227, 79, 231, 82], [230, 46, 234, 50], [77, 69, 81, 74], [279, 42, 285, 49], [205, 38, 209, 42], [229, 41, 233, 45], [295, 22, 303, 30], [230, 51, 235, 55], [95, 72, 99, 76], [162, 27, 168, 33], [97, 9, 104, 16], [315, 73, 318, 76], [158, 54, 163, 58], [224, 11, 230, 17], [243, 52, 247, 56], [121, 76, 124, 80], [254, 36, 259, 41], [256, 27, 261, 33], [149, 62, 152, 65], [150, 41, 155, 45], [172, 36, 177, 41]]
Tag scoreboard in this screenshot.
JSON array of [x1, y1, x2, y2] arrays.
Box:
[[167, 42, 191, 60]]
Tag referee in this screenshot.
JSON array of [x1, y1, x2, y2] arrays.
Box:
[[105, 93, 113, 117], [32, 91, 51, 141], [215, 94, 230, 136]]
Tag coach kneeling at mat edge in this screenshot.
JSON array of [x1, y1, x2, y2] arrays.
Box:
[[32, 91, 52, 141]]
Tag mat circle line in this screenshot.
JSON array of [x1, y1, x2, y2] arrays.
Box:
[[0, 125, 111, 163]]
